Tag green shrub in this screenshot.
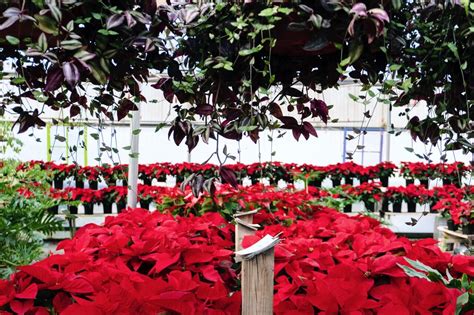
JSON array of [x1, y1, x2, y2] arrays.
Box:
[[0, 160, 63, 278]]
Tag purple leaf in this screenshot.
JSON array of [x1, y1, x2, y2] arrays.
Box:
[[106, 14, 125, 29], [3, 7, 21, 18], [195, 104, 214, 116], [117, 99, 138, 121], [350, 3, 367, 17], [62, 62, 80, 88], [278, 116, 299, 128], [369, 8, 389, 23], [124, 11, 137, 28], [269, 102, 283, 118], [45, 67, 64, 92], [185, 133, 199, 152], [151, 77, 170, 89], [0, 15, 19, 30], [303, 121, 318, 137], [310, 99, 329, 124], [292, 128, 302, 141], [219, 165, 238, 188], [70, 105, 80, 118]]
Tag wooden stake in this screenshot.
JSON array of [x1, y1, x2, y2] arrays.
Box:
[[241, 248, 274, 315]]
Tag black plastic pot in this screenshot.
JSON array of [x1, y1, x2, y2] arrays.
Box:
[[84, 204, 94, 215], [140, 199, 151, 210], [176, 175, 184, 186], [419, 179, 429, 188], [308, 179, 323, 188], [392, 202, 402, 213], [53, 178, 64, 189], [69, 205, 78, 215], [358, 176, 368, 184], [344, 176, 354, 185], [75, 179, 84, 189], [380, 176, 389, 187], [407, 201, 417, 213], [364, 201, 375, 212], [143, 178, 152, 186], [89, 180, 98, 190], [381, 199, 389, 212], [462, 224, 474, 235], [429, 201, 437, 213], [269, 178, 278, 186], [117, 200, 127, 213], [447, 219, 458, 231], [442, 178, 452, 186], [344, 204, 352, 213], [121, 180, 128, 187], [103, 201, 113, 214], [158, 174, 167, 182], [405, 179, 414, 186], [331, 178, 341, 187], [48, 205, 59, 215], [251, 178, 259, 185]]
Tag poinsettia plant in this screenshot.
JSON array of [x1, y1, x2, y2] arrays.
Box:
[[432, 198, 473, 226]]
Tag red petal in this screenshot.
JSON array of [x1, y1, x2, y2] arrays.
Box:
[[15, 283, 38, 299]]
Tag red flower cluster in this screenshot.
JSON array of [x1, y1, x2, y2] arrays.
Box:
[[0, 209, 240, 314], [1, 207, 473, 314], [339, 182, 383, 202], [249, 208, 472, 314], [401, 162, 471, 181], [22, 160, 471, 186], [432, 198, 473, 225], [50, 188, 105, 204], [46, 183, 473, 218]]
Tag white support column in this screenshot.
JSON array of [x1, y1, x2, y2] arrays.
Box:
[[127, 105, 140, 208]]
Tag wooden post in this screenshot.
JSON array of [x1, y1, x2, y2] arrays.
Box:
[[241, 248, 275, 315], [235, 209, 280, 315]]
